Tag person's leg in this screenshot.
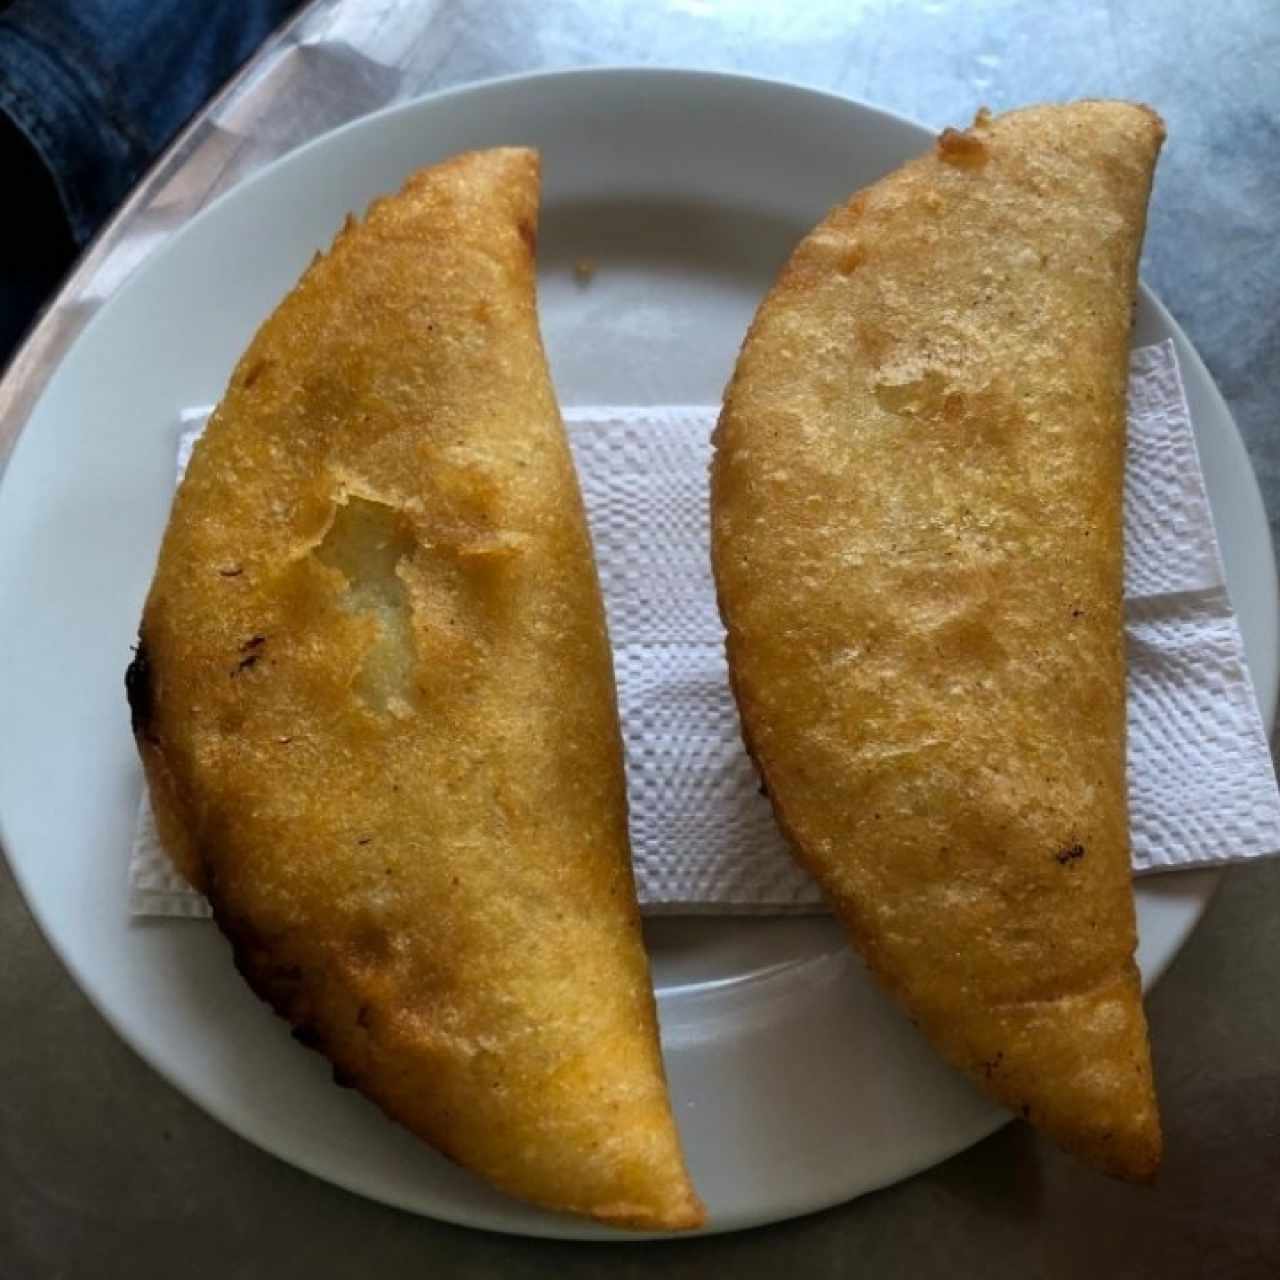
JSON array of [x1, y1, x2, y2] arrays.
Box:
[[0, 0, 303, 369]]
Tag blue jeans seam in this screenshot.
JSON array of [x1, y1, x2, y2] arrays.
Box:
[[0, 17, 144, 242]]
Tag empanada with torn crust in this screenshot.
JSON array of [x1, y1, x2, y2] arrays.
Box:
[[128, 148, 703, 1230]]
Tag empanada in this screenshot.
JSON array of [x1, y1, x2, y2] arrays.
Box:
[[128, 148, 703, 1229], [711, 103, 1165, 1179]]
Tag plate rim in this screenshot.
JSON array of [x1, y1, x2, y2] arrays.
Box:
[[0, 64, 1274, 1241]]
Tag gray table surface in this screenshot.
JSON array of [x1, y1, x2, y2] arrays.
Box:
[[3, 1, 1279, 1275]]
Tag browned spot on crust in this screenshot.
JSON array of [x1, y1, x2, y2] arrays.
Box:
[[124, 639, 155, 742], [855, 321, 894, 365], [838, 244, 866, 275], [350, 916, 392, 964], [937, 127, 990, 169]]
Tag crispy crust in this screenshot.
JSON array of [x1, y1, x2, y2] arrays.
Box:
[[711, 103, 1165, 1179], [130, 149, 703, 1229]]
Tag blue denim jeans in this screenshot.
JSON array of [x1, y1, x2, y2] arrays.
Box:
[[0, 0, 302, 365]]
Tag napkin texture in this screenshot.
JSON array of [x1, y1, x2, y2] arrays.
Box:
[[129, 341, 1280, 916]]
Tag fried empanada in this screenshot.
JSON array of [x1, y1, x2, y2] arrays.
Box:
[[711, 103, 1165, 1179], [128, 148, 703, 1229]]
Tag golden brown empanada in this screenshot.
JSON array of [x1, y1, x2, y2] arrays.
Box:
[[711, 103, 1165, 1179], [128, 148, 703, 1229]]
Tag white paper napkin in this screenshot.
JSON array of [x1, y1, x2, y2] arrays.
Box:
[[129, 341, 1280, 917]]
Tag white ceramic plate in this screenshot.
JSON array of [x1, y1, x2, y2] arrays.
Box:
[[0, 69, 1275, 1240]]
